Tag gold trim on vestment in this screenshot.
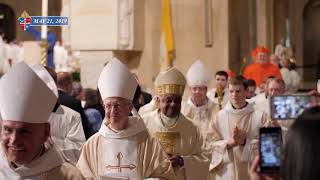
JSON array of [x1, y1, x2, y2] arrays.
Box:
[[155, 132, 181, 155], [156, 84, 185, 96]]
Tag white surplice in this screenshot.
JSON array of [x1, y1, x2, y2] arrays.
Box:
[[207, 88, 229, 109], [208, 102, 268, 180], [49, 105, 86, 164], [251, 93, 269, 116], [181, 98, 219, 152], [77, 116, 175, 180], [280, 67, 301, 93]]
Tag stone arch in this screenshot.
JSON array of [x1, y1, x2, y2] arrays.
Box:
[[0, 3, 16, 42], [303, 0, 320, 80]]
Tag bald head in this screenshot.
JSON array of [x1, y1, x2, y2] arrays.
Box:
[[57, 72, 73, 94]]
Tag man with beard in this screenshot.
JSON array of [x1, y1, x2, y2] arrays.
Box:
[[142, 67, 210, 180]]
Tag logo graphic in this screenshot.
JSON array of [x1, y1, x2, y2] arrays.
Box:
[[18, 11, 32, 31], [17, 11, 69, 31]]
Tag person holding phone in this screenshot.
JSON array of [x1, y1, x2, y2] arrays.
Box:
[[208, 76, 268, 180], [252, 77, 294, 142], [250, 106, 320, 180]]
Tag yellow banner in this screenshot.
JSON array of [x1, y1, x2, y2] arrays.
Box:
[[160, 0, 175, 70]]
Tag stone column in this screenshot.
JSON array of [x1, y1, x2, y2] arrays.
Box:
[[61, 0, 71, 45], [256, 0, 274, 50], [248, 0, 257, 55]]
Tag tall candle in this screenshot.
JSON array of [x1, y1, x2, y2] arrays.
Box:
[[41, 0, 48, 39]]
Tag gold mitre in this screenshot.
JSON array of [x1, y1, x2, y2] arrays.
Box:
[[154, 67, 186, 96]]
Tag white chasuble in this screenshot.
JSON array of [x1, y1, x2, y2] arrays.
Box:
[[77, 117, 176, 180], [208, 102, 268, 180], [142, 110, 210, 180], [101, 138, 138, 179], [49, 105, 86, 165]]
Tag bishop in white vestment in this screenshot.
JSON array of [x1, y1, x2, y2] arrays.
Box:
[[77, 58, 175, 180], [78, 117, 175, 180], [0, 62, 84, 180], [182, 60, 219, 151], [143, 67, 210, 180]]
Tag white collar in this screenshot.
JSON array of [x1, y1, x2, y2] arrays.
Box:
[[0, 146, 64, 177], [224, 101, 254, 115], [187, 98, 210, 111], [99, 116, 146, 139], [159, 112, 179, 128]]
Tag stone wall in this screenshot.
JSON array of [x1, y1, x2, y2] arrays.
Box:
[[69, 0, 231, 94], [130, 0, 230, 94]]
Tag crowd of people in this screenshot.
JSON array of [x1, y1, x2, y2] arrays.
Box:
[[0, 30, 79, 76], [0, 43, 319, 180]]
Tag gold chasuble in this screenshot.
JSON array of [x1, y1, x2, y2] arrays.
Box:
[[77, 117, 176, 180], [143, 110, 210, 180]]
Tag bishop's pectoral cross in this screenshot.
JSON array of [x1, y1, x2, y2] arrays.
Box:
[[106, 152, 136, 173]]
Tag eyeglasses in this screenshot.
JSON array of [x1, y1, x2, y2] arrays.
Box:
[[104, 102, 130, 110]]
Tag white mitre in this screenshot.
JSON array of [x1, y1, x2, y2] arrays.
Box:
[[154, 67, 186, 96], [0, 62, 57, 123], [186, 60, 211, 87], [31, 64, 58, 97], [98, 58, 138, 101]]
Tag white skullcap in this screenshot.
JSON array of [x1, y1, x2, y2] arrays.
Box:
[[98, 58, 138, 101], [0, 62, 57, 123], [186, 60, 211, 87], [30, 64, 58, 97]]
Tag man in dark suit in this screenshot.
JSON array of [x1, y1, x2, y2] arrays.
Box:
[[55, 72, 93, 139]]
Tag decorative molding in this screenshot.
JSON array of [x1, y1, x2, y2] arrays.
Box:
[[204, 0, 213, 47]]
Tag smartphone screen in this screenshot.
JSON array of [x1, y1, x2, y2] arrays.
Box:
[[270, 95, 316, 120], [259, 127, 282, 173]]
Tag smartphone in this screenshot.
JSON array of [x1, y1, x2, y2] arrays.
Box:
[[259, 127, 282, 173], [270, 95, 316, 120]]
